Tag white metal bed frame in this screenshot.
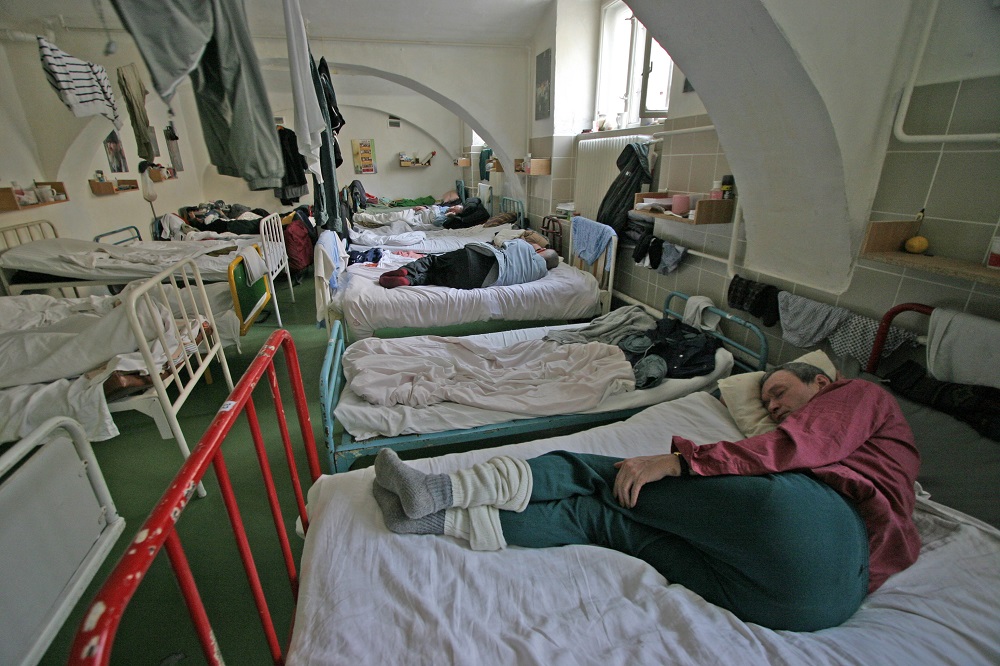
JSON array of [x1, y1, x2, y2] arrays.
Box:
[[0, 416, 125, 666], [111, 257, 236, 496], [257, 212, 295, 326]]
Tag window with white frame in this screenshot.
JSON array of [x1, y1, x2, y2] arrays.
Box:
[[596, 0, 673, 128]]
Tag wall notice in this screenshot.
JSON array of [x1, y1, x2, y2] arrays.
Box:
[[352, 139, 377, 174]]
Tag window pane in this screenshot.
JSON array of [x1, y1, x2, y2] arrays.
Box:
[[597, 1, 633, 118], [641, 33, 673, 116]]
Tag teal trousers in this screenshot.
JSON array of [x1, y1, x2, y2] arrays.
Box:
[[499, 451, 869, 631]]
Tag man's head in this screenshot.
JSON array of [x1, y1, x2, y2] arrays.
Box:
[[530, 243, 560, 270], [759, 362, 833, 422]]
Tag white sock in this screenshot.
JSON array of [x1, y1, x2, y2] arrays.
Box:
[[444, 506, 506, 551], [449, 456, 532, 513]]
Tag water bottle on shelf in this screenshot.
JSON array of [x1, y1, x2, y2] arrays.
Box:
[[721, 175, 736, 199]]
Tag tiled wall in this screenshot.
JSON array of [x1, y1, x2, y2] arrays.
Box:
[[534, 76, 1000, 368]]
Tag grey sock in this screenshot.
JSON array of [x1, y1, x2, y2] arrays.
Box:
[[372, 483, 445, 535], [374, 448, 453, 519]]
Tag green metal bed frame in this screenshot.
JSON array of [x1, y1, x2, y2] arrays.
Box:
[[319, 291, 768, 473]]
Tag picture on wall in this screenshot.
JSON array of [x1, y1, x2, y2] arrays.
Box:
[[535, 48, 552, 121], [164, 123, 184, 172], [352, 139, 377, 174], [103, 130, 128, 173]]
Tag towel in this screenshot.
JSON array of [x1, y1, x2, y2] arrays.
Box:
[[828, 314, 918, 366], [682, 295, 721, 331], [777, 291, 852, 348], [926, 309, 1000, 389], [657, 242, 687, 274], [571, 216, 616, 269], [237, 247, 268, 285]]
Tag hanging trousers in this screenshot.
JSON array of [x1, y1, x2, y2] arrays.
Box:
[[499, 451, 869, 631]]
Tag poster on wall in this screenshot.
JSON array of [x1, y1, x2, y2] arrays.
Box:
[[535, 48, 551, 121], [352, 139, 377, 174], [104, 130, 128, 173], [164, 123, 184, 171]]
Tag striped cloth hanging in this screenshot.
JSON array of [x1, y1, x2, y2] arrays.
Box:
[[37, 37, 122, 129]]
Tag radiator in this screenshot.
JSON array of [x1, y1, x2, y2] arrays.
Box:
[[574, 134, 646, 219]]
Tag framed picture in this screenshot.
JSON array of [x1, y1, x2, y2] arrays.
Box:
[[352, 139, 377, 174], [535, 49, 552, 121], [104, 130, 128, 173]]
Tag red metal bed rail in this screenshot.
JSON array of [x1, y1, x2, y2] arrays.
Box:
[[68, 330, 321, 666], [865, 302, 934, 374]]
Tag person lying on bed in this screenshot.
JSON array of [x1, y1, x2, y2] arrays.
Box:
[[378, 238, 560, 290], [372, 362, 921, 632]]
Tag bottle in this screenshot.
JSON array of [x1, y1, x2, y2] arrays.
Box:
[[709, 180, 723, 200], [721, 174, 736, 200]]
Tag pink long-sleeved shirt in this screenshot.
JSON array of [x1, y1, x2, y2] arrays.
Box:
[[672, 379, 921, 592]]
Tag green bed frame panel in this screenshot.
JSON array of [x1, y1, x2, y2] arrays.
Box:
[[373, 318, 569, 340]]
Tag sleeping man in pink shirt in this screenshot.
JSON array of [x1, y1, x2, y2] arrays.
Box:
[[373, 362, 921, 631]]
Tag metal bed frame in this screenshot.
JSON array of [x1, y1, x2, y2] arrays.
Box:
[[1, 417, 125, 666], [227, 245, 273, 336], [320, 291, 768, 473], [68, 331, 320, 666], [93, 225, 142, 245], [257, 212, 295, 326]]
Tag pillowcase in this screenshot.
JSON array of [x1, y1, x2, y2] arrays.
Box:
[[717, 350, 838, 437]]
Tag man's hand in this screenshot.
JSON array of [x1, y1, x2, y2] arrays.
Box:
[[613, 454, 682, 508]]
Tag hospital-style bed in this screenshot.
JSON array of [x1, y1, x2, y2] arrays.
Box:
[[1, 417, 125, 666], [320, 291, 767, 472], [0, 257, 236, 494], [0, 220, 259, 294], [67, 331, 1000, 665], [317, 216, 620, 341]]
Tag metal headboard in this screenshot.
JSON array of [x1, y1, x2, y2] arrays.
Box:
[[500, 197, 527, 228], [94, 225, 142, 245], [664, 291, 769, 373]]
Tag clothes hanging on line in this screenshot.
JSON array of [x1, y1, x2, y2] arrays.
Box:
[[37, 37, 122, 130]]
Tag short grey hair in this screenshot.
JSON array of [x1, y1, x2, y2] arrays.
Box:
[[540, 248, 560, 270], [760, 362, 832, 388]]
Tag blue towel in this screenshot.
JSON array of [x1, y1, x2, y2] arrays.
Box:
[[317, 230, 342, 290], [571, 216, 616, 270]]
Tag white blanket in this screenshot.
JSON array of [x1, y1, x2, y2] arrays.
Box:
[[290, 392, 1000, 665], [334, 324, 733, 439], [343, 336, 634, 414], [926, 308, 1000, 389], [347, 223, 515, 253], [0, 237, 257, 282], [333, 262, 600, 340]]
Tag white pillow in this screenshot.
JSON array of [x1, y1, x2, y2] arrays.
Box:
[[717, 351, 838, 437]]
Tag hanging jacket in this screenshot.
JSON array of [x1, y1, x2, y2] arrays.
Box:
[[596, 142, 652, 235], [274, 126, 309, 205]]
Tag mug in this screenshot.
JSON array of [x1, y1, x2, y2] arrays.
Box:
[[671, 194, 690, 216]]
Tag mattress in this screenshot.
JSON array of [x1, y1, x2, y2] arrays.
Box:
[[335, 324, 734, 439], [349, 222, 515, 253], [288, 392, 1000, 665], [0, 237, 257, 283], [333, 261, 601, 340]]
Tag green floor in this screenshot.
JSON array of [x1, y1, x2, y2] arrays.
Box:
[[40, 277, 331, 666]]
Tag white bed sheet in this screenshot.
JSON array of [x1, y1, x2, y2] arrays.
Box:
[[289, 392, 1000, 665], [0, 285, 239, 444], [0, 237, 257, 282], [349, 222, 515, 253], [335, 324, 733, 439], [333, 261, 600, 340]]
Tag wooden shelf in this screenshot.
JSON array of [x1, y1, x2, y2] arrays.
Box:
[[860, 219, 1000, 287], [147, 168, 177, 182], [0, 181, 69, 213], [488, 158, 552, 175], [89, 179, 139, 196], [631, 191, 735, 225]]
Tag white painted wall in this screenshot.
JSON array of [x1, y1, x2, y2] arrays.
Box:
[[552, 0, 601, 136]]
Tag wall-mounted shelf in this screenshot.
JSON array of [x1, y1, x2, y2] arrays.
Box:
[[0, 182, 69, 213], [487, 158, 552, 175], [632, 191, 735, 226], [89, 179, 139, 196], [860, 219, 1000, 287], [148, 168, 177, 183]]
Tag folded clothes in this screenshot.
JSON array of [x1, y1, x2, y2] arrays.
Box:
[[777, 291, 852, 348]]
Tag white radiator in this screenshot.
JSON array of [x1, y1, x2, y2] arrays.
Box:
[[574, 134, 646, 219]]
